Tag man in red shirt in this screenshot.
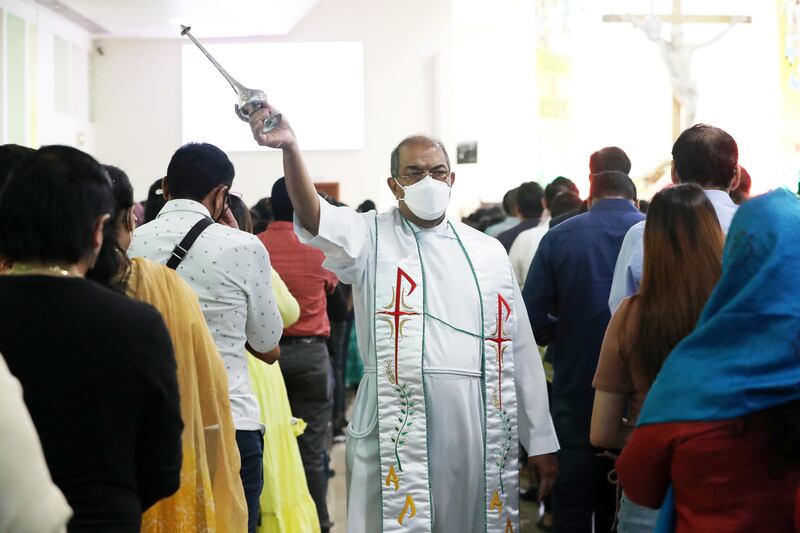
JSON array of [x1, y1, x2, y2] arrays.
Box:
[[258, 177, 338, 533]]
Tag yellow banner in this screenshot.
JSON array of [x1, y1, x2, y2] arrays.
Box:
[[778, 0, 800, 152]]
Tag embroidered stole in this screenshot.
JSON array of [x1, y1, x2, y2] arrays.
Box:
[[373, 211, 519, 533]]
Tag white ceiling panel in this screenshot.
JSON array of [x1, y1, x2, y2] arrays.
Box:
[[50, 0, 319, 38]]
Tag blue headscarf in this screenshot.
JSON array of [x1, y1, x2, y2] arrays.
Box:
[[637, 188, 800, 531]]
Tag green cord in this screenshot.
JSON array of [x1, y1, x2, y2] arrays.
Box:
[[425, 312, 485, 340]]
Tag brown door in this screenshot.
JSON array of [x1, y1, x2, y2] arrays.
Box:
[[315, 182, 340, 201]]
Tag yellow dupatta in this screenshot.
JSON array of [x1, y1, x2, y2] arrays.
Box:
[[250, 270, 320, 533], [129, 257, 248, 533]]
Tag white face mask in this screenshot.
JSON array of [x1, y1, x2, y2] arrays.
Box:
[[394, 175, 451, 221]]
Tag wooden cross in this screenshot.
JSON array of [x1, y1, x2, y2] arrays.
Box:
[[604, 0, 751, 139]]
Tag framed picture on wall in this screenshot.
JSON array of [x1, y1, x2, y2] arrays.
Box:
[[457, 141, 478, 164]]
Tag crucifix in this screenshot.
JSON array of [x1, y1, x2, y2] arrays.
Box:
[[604, 0, 751, 139]]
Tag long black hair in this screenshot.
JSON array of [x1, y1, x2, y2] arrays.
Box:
[[627, 184, 723, 383], [86, 165, 133, 292]]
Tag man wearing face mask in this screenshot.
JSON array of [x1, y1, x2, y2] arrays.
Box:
[[128, 142, 283, 533], [246, 106, 559, 533]]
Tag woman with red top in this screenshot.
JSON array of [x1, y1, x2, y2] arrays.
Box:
[[617, 188, 800, 532], [591, 184, 724, 532]]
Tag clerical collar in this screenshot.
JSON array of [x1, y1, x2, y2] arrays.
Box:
[[407, 216, 453, 238]]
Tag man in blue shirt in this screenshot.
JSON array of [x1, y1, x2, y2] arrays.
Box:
[[608, 124, 740, 312], [523, 171, 645, 533]]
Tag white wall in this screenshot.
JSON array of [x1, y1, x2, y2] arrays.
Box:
[[569, 0, 782, 196], [92, 0, 786, 212], [93, 0, 453, 208], [449, 0, 539, 213], [0, 0, 93, 150], [450, 0, 784, 208]]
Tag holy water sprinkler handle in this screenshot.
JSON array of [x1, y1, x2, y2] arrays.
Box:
[[180, 25, 282, 133]]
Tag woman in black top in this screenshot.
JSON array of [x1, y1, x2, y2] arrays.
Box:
[[0, 146, 183, 532]]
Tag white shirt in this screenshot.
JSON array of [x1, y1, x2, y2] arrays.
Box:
[[129, 199, 282, 431], [608, 189, 739, 313], [297, 199, 558, 533], [0, 354, 72, 533], [508, 215, 551, 285]]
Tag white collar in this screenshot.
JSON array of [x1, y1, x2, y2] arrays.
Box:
[[703, 189, 736, 208], [157, 199, 212, 219], [404, 211, 455, 239]]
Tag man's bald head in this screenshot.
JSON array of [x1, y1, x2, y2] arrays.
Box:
[[390, 135, 451, 178]]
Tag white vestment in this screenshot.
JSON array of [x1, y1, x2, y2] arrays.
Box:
[[296, 200, 558, 533]]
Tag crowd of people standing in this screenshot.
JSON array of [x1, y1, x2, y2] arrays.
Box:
[[0, 118, 797, 533], [0, 141, 349, 533], [477, 125, 799, 533]]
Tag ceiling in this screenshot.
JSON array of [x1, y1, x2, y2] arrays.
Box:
[[44, 0, 320, 38]]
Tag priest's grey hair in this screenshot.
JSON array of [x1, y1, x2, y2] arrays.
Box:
[[390, 135, 451, 178]]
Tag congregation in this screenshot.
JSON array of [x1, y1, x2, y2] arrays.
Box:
[[0, 106, 798, 533]]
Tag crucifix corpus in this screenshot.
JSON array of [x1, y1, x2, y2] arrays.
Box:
[[604, 0, 751, 139]]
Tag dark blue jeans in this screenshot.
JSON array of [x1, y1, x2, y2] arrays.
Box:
[[236, 430, 264, 533], [550, 398, 616, 533]]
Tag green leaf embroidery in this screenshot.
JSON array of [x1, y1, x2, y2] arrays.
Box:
[[385, 360, 417, 473], [492, 388, 513, 495]]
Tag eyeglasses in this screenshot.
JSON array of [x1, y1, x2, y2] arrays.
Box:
[[394, 169, 451, 185]]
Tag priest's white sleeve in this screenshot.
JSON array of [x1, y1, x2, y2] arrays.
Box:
[[512, 278, 560, 456], [294, 195, 376, 287]]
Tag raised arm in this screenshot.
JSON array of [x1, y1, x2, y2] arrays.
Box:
[[248, 105, 321, 235]]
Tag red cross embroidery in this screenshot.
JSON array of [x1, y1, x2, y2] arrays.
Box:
[[377, 267, 419, 382], [487, 294, 511, 408]]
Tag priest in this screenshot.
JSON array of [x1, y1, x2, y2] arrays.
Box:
[[246, 105, 559, 533]]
